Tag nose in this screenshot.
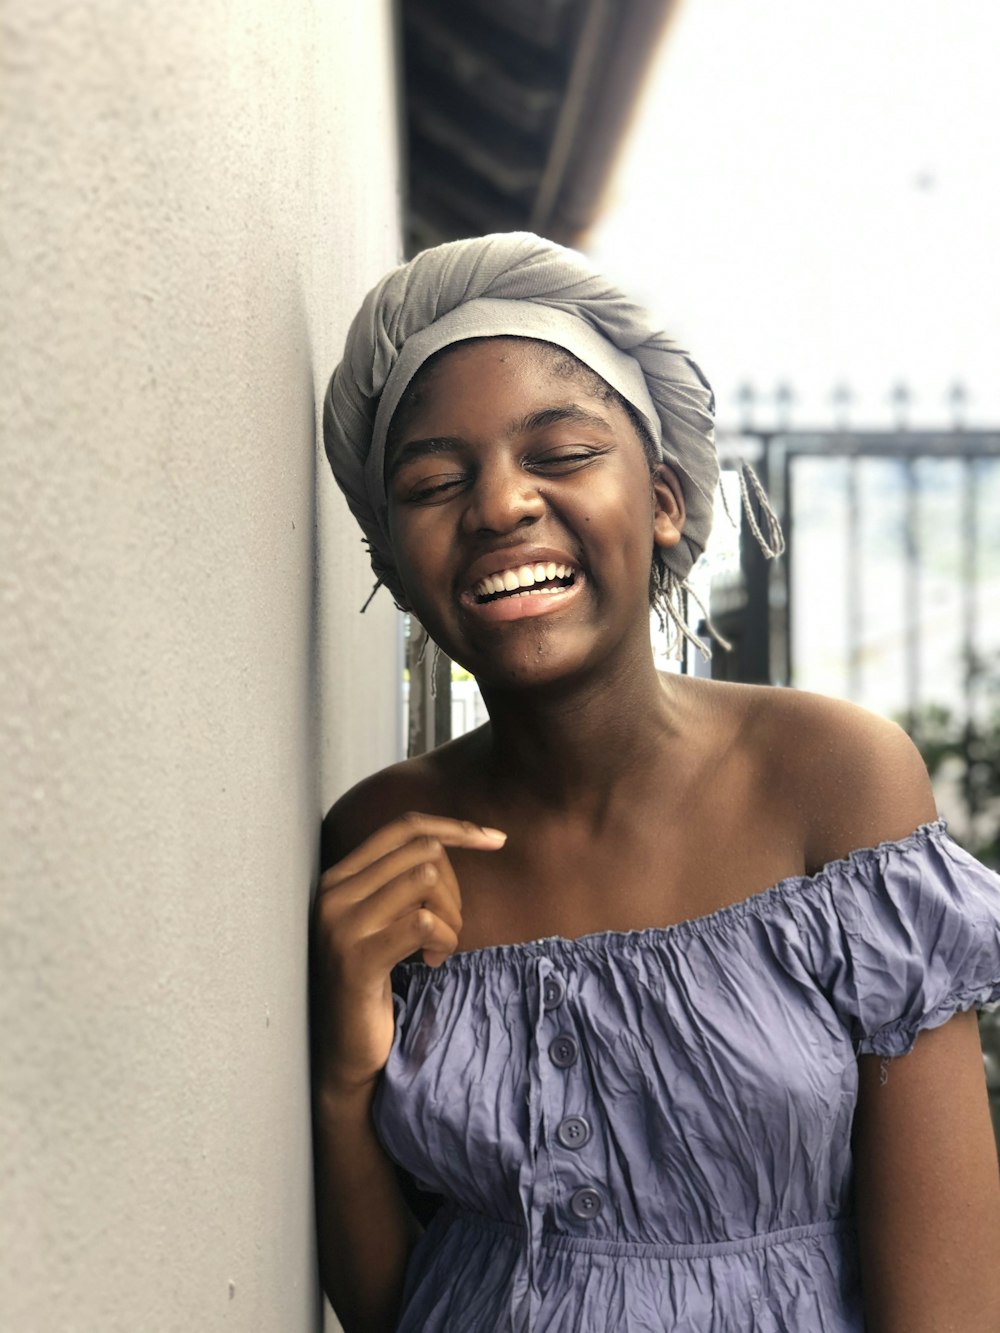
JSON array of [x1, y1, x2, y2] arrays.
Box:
[[460, 459, 545, 536]]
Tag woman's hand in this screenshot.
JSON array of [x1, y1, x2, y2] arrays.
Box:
[[311, 812, 506, 1098]]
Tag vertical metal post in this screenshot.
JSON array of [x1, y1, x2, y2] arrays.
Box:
[[407, 621, 430, 758], [433, 646, 452, 748], [738, 435, 772, 684], [763, 432, 789, 687], [961, 454, 979, 815], [846, 456, 862, 701], [902, 455, 920, 733], [406, 620, 452, 758], [782, 446, 794, 686]]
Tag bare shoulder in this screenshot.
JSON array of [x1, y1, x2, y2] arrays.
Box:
[[320, 760, 431, 874], [752, 686, 939, 870], [320, 727, 489, 873]]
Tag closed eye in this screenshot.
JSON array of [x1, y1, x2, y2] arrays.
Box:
[[402, 473, 469, 504], [528, 448, 606, 472]]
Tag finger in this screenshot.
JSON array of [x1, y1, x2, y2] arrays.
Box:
[[382, 854, 462, 937], [323, 812, 506, 886], [364, 907, 462, 975], [420, 948, 453, 968], [324, 813, 505, 890], [321, 835, 463, 923], [349, 855, 463, 939]]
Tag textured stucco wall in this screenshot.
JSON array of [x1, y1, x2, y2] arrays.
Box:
[[0, 2, 401, 1329]]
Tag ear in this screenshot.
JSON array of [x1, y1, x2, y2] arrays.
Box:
[[652, 462, 686, 551]]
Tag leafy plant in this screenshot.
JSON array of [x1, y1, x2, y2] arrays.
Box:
[[904, 653, 1000, 868]]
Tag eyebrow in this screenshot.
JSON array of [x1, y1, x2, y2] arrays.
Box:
[[510, 405, 613, 435], [388, 405, 613, 480]]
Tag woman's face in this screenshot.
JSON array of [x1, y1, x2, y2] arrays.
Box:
[[385, 337, 683, 690]]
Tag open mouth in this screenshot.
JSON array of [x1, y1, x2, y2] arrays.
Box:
[[472, 562, 577, 605]]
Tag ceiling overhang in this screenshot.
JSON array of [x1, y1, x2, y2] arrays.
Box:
[[400, 0, 679, 255]]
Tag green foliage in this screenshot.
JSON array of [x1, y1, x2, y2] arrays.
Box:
[[903, 654, 1000, 868]]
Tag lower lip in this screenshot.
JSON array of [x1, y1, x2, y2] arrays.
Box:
[[461, 577, 584, 623]]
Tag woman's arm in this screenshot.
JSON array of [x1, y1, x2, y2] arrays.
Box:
[[853, 1009, 1000, 1333], [310, 791, 506, 1331], [312, 1077, 423, 1333], [778, 693, 1000, 1328]]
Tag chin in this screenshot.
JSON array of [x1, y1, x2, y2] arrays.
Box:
[[472, 639, 604, 696], [415, 603, 617, 693]]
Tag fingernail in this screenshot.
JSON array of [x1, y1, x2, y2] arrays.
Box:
[[480, 827, 507, 841]]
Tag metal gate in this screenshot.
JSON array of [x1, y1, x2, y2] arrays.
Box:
[[713, 425, 1000, 867]]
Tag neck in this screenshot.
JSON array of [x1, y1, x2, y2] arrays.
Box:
[[477, 646, 687, 814]]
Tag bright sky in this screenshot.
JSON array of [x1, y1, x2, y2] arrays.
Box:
[[590, 0, 1000, 430]]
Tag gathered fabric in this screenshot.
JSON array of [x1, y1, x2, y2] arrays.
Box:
[[372, 821, 1000, 1331], [323, 232, 719, 611]]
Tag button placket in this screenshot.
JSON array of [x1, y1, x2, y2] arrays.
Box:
[[512, 956, 559, 1331], [544, 970, 607, 1229]]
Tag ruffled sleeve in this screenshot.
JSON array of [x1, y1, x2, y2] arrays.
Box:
[[815, 821, 1000, 1058]]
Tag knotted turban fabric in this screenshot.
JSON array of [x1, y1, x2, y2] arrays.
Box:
[[323, 231, 718, 611]]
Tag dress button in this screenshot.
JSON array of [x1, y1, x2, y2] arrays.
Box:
[[549, 1034, 579, 1068], [542, 975, 565, 1009], [556, 1115, 591, 1149], [569, 1186, 603, 1221]]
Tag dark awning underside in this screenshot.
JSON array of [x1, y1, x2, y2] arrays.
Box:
[[400, 0, 677, 255]]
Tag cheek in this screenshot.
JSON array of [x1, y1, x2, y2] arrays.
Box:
[[602, 516, 657, 602], [590, 487, 654, 562], [386, 511, 427, 595], [386, 509, 452, 621]]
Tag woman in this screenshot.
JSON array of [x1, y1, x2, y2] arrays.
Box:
[[311, 232, 1000, 1332]]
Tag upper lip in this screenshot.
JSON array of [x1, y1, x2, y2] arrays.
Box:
[[461, 545, 581, 592]]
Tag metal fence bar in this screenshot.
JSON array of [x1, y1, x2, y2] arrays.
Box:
[[718, 429, 1000, 697], [406, 620, 453, 757], [846, 457, 862, 701], [781, 444, 794, 687], [902, 455, 920, 732], [961, 456, 979, 816], [715, 420, 1000, 878]]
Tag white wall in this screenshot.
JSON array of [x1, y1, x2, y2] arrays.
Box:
[[0, 3, 402, 1329]]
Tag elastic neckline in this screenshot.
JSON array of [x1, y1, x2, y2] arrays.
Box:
[[396, 819, 948, 974]]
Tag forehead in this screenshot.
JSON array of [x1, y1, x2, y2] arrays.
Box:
[[434, 335, 596, 377], [391, 337, 613, 433]]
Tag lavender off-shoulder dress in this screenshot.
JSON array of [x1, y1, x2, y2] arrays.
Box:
[[372, 821, 1000, 1331]]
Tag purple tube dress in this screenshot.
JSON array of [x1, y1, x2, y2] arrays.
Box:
[[372, 821, 1000, 1331]]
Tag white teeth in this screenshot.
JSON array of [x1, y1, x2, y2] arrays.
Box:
[[473, 561, 577, 598]]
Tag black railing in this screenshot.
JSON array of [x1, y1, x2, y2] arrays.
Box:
[[712, 388, 1000, 869]]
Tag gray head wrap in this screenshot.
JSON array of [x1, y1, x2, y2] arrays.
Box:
[[324, 232, 738, 625]]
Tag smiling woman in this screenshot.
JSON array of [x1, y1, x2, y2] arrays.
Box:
[[312, 233, 1000, 1333], [382, 336, 683, 682]]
